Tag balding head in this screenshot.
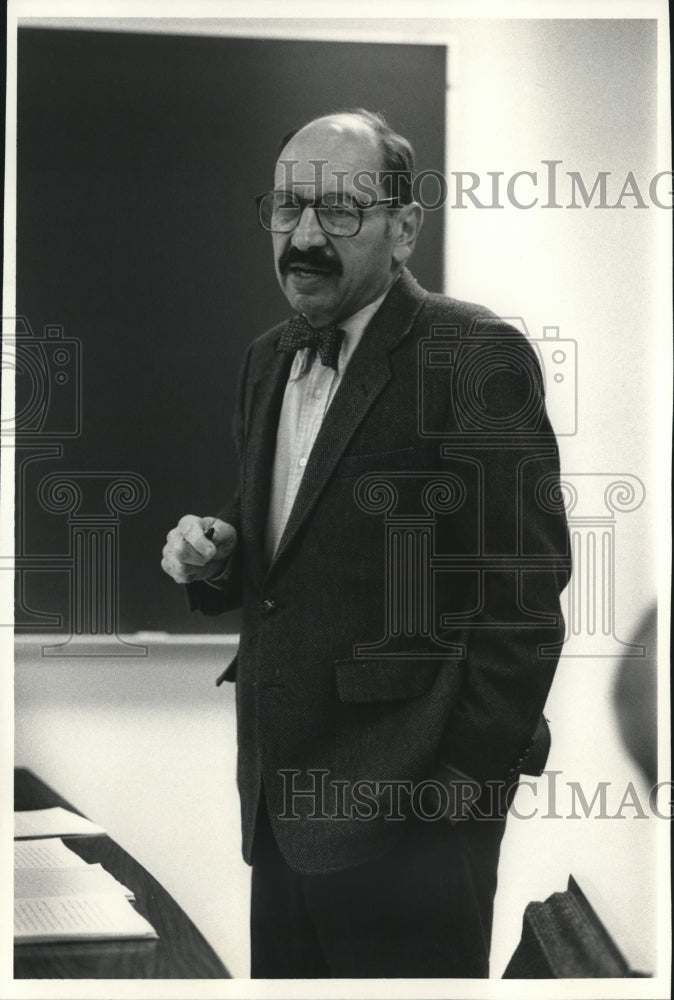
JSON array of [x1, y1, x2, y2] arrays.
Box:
[[276, 108, 415, 205], [275, 115, 385, 199], [281, 112, 382, 166]]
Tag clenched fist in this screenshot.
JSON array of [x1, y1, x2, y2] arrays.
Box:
[[161, 515, 238, 584]]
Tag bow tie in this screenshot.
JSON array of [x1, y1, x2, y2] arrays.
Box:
[[276, 315, 345, 371]]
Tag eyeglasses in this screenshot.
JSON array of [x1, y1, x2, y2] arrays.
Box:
[[255, 191, 400, 237]]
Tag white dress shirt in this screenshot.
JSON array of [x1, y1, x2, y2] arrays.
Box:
[[264, 286, 391, 563]]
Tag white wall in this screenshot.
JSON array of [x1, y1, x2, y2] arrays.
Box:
[[446, 17, 662, 625]]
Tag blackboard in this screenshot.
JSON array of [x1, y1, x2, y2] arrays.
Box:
[[15, 28, 446, 634]]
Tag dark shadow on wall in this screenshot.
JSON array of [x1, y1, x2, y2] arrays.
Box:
[[612, 603, 658, 786]]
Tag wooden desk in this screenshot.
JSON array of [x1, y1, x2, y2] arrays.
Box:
[[14, 768, 230, 979]]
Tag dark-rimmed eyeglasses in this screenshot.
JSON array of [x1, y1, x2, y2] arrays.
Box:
[[255, 191, 400, 237]]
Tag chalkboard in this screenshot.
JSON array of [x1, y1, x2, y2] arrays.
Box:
[[15, 28, 446, 634]]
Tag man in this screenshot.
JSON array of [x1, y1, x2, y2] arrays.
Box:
[[162, 109, 570, 978]]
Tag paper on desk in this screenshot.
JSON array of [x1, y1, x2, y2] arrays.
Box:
[[14, 893, 158, 944], [14, 837, 91, 869], [14, 806, 106, 839], [15, 863, 134, 901]]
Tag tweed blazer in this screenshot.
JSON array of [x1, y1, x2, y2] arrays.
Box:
[[188, 268, 571, 874]]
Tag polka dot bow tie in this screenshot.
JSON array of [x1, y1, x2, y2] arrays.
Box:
[[276, 315, 345, 371]]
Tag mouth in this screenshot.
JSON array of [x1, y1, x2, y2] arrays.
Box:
[[285, 264, 336, 282]]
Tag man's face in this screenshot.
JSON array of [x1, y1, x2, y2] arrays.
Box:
[[271, 117, 402, 328]]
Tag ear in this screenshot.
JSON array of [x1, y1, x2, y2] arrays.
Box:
[[392, 202, 424, 266]]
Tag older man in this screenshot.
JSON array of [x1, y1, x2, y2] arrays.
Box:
[[162, 109, 570, 978]]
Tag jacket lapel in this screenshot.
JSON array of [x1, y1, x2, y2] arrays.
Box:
[[270, 269, 427, 571], [240, 341, 292, 586]]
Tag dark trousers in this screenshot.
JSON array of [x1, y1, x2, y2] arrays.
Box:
[[250, 790, 505, 978]]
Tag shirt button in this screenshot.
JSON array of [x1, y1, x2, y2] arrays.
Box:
[[260, 599, 277, 616], [313, 389, 321, 399], [298, 457, 307, 468]]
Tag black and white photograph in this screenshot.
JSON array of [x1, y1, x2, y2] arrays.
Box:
[[1, 1, 671, 996]]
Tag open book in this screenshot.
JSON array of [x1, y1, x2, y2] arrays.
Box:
[[14, 838, 157, 945], [15, 894, 158, 944]]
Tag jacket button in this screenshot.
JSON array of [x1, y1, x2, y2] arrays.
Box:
[[260, 599, 277, 616]]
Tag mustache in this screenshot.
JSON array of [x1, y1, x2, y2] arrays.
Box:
[[279, 246, 343, 276]]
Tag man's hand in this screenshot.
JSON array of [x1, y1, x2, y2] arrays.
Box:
[[161, 515, 238, 584]]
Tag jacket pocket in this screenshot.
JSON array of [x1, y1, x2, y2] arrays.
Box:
[[517, 714, 551, 776], [335, 658, 442, 703]]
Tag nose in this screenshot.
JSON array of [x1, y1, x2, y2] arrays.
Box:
[[291, 206, 328, 251]]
